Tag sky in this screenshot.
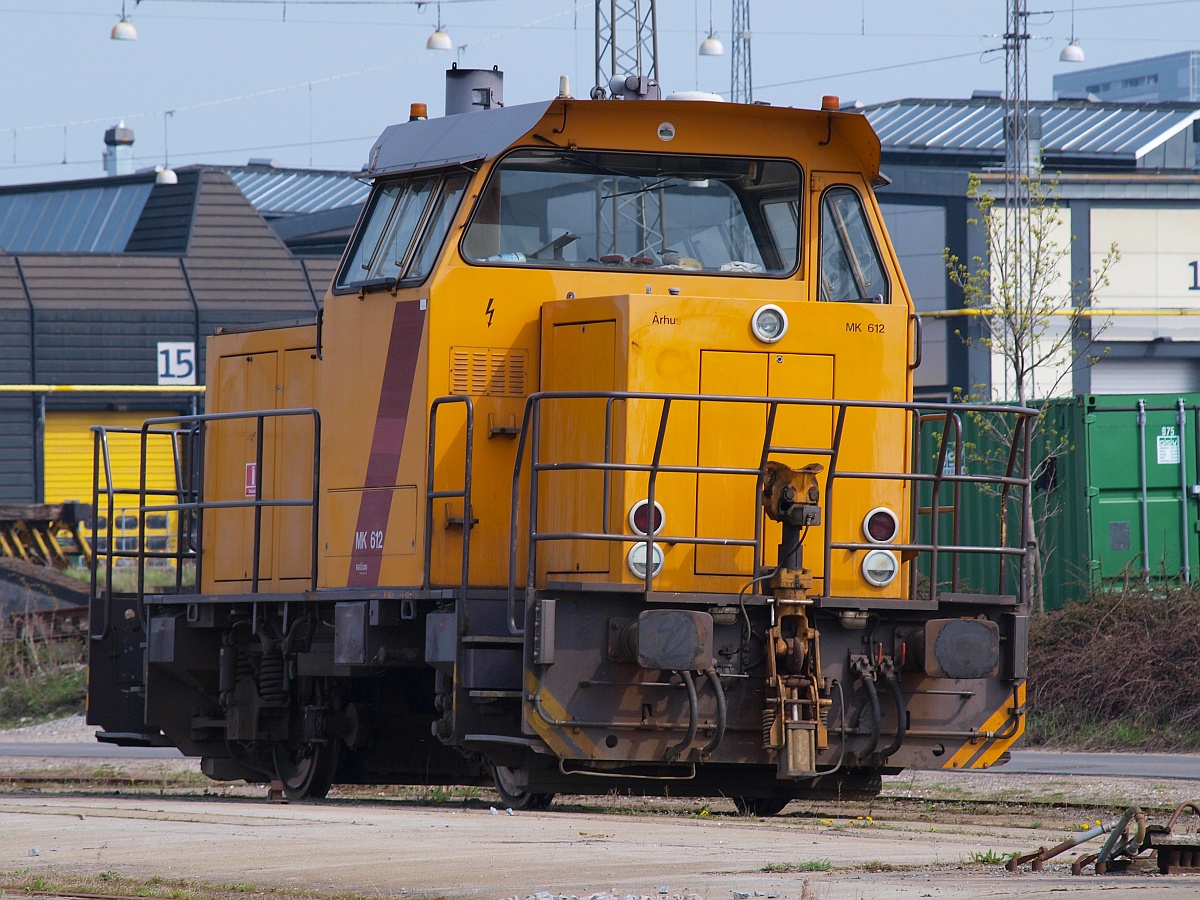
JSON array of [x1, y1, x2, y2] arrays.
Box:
[[1, 0, 1198, 186]]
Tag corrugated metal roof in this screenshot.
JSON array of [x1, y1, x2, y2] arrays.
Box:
[[861, 98, 1200, 163], [0, 181, 154, 253], [223, 167, 368, 218]]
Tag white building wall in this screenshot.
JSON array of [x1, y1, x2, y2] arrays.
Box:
[[985, 209, 1076, 402], [1090, 207, 1200, 342]]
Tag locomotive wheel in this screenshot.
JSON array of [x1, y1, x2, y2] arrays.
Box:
[[273, 740, 339, 801], [490, 764, 554, 811], [732, 796, 790, 817]]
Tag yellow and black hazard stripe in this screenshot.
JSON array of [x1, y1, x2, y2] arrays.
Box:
[[523, 669, 596, 759], [943, 681, 1026, 770]]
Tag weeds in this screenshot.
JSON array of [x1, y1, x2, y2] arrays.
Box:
[[762, 860, 833, 873], [854, 860, 900, 873], [0, 869, 430, 900], [965, 850, 1013, 866], [63, 562, 196, 593], [0, 619, 86, 726]]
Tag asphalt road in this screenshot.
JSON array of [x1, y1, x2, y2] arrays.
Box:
[[1001, 750, 1200, 781], [0, 742, 183, 759]]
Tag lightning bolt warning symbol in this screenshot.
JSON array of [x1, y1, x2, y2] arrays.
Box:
[[485, 297, 495, 327]]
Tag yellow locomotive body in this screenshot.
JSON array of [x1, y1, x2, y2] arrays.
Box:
[[88, 91, 1033, 808]]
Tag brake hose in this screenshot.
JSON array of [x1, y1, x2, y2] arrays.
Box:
[[698, 668, 727, 758], [880, 668, 907, 759], [665, 670, 699, 761], [862, 673, 882, 758]]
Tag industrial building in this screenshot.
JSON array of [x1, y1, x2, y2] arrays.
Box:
[[862, 93, 1200, 400], [0, 125, 366, 510], [1053, 50, 1200, 103]]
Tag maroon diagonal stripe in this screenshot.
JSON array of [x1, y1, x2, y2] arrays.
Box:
[[347, 301, 425, 587]]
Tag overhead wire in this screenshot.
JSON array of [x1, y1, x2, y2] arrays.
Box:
[[2, 0, 1198, 174], [0, 1, 586, 175], [756, 50, 993, 93]]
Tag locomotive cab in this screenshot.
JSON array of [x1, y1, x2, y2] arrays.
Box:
[[87, 87, 1034, 808]]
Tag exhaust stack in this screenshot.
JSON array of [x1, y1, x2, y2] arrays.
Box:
[[445, 64, 503, 115]]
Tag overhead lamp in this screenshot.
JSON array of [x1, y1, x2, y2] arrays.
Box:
[[1059, 0, 1084, 63], [156, 111, 175, 185], [426, 2, 452, 51], [699, 32, 724, 56], [111, 0, 137, 41], [698, 0, 723, 56], [1059, 40, 1084, 63]]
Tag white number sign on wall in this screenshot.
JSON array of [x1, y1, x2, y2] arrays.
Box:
[[157, 342, 197, 386]]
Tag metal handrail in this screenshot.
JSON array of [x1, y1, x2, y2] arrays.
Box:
[[506, 389, 1037, 629], [89, 409, 321, 642], [141, 409, 321, 596], [89, 424, 192, 640], [912, 411, 965, 599], [424, 396, 475, 598]]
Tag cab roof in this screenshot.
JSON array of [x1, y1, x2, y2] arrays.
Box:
[[366, 98, 881, 182]]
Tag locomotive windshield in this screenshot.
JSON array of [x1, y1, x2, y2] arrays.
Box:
[[462, 150, 801, 276]]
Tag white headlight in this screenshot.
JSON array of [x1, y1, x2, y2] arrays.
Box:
[[627, 541, 665, 579], [751, 304, 788, 344], [861, 548, 898, 587]]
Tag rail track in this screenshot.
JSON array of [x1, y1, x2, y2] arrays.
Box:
[[0, 771, 1187, 824]]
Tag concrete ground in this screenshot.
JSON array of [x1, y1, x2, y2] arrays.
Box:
[[3, 717, 1200, 900]]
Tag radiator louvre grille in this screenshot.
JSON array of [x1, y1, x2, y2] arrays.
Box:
[[450, 347, 528, 397]]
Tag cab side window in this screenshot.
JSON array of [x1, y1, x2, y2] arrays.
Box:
[[819, 187, 889, 303], [335, 171, 467, 292]]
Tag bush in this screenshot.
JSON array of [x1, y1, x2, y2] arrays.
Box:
[[1027, 582, 1200, 750]]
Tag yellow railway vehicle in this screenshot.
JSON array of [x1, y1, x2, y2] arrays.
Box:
[[87, 79, 1035, 810]]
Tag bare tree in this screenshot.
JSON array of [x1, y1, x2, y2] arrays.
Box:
[[944, 173, 1120, 612]]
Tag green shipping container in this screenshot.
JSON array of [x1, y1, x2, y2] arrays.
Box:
[[927, 393, 1200, 610]]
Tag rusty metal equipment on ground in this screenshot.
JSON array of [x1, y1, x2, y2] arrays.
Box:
[[1007, 800, 1200, 875], [0, 503, 92, 568]]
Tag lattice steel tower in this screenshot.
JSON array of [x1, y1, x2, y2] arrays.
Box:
[[594, 0, 659, 93], [592, 2, 663, 260], [731, 0, 752, 103], [1002, 0, 1035, 401], [1004, 0, 1033, 213]]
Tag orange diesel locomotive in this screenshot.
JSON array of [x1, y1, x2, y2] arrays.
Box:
[[87, 80, 1034, 812]]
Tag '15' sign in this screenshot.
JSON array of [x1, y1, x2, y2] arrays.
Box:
[[158, 342, 197, 385]]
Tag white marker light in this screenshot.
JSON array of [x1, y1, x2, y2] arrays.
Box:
[[627, 542, 665, 579], [861, 549, 898, 587]]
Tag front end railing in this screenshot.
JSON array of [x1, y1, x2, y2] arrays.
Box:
[[506, 391, 1037, 633]]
